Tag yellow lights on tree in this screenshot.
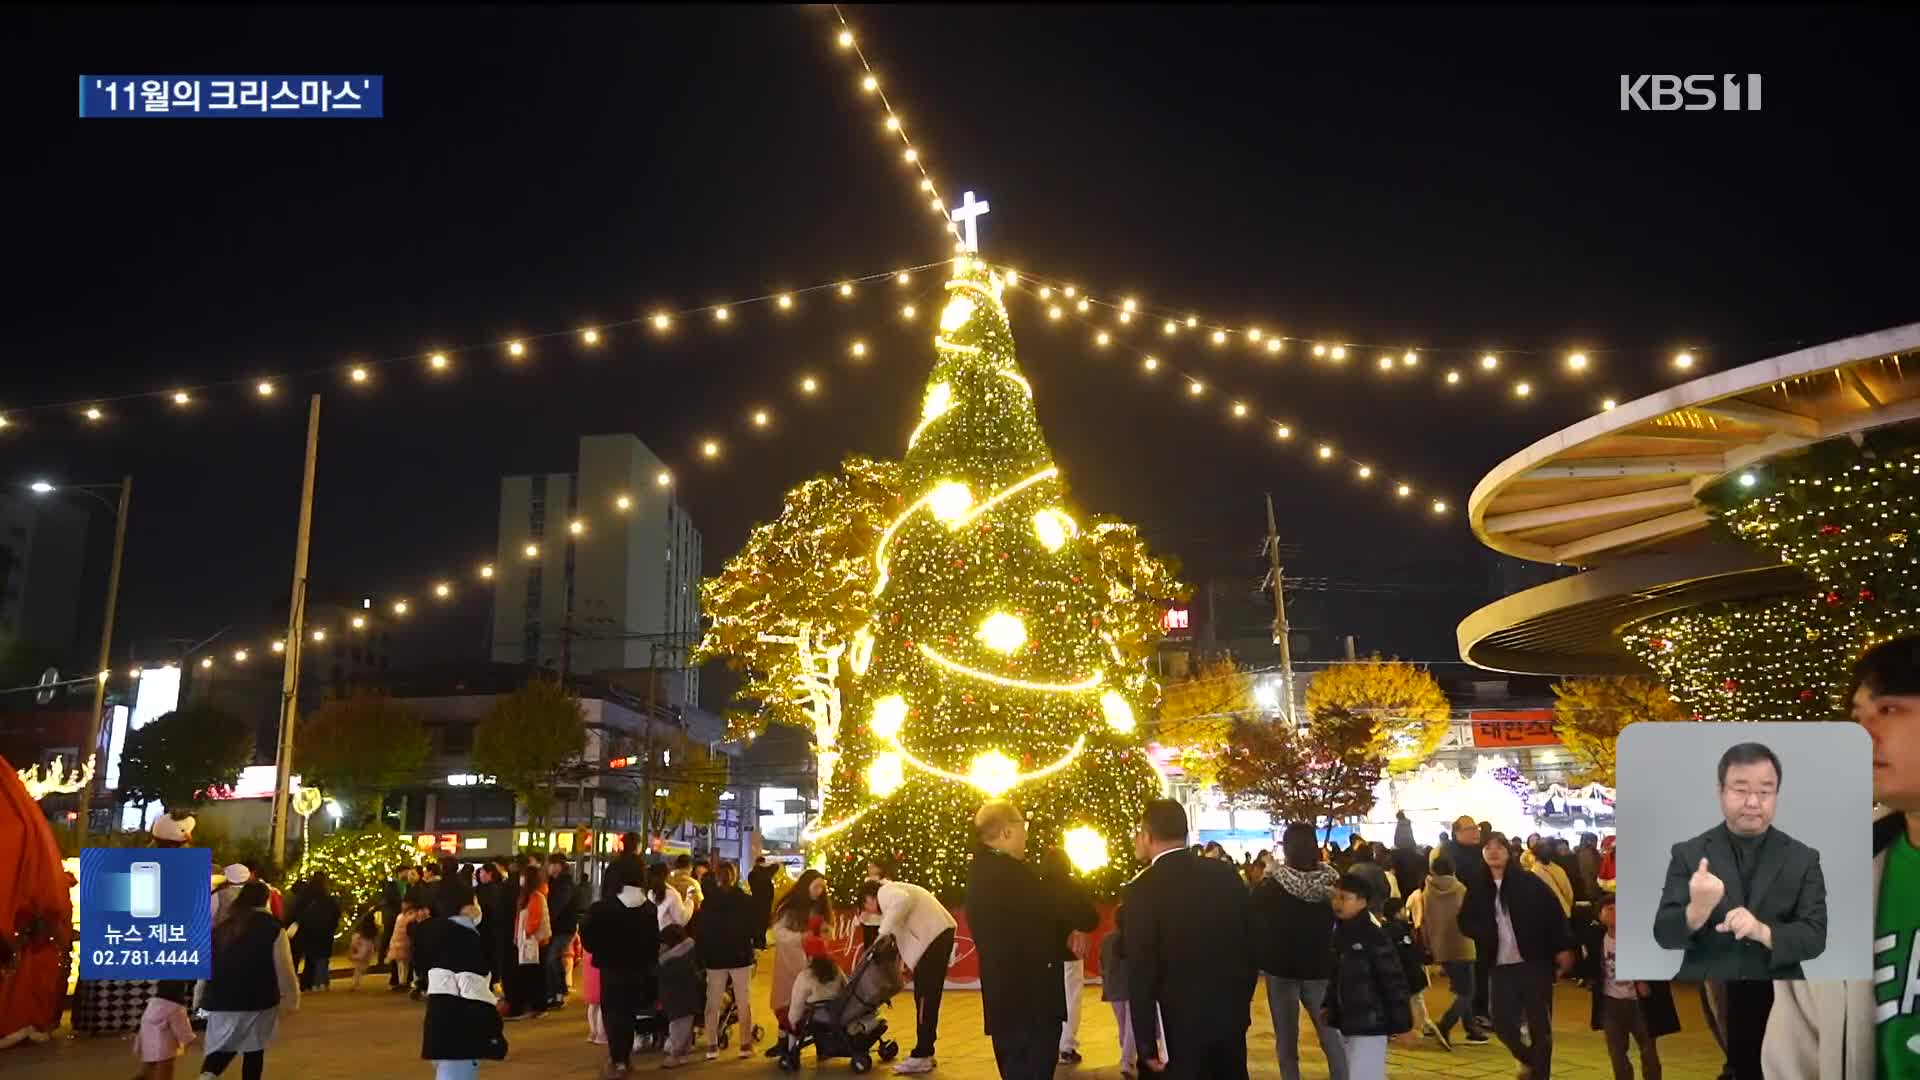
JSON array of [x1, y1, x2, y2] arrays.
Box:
[[1186, 315, 1198, 328], [1063, 826, 1111, 873], [752, 410, 770, 428], [1118, 311, 1132, 325], [1076, 299, 1091, 313], [524, 543, 541, 559], [1122, 298, 1138, 313], [1248, 327, 1263, 342], [508, 340, 526, 358], [1032, 508, 1077, 552], [776, 293, 793, 310], [902, 148, 919, 164], [1095, 331, 1111, 347], [869, 694, 909, 741], [884, 114, 900, 132], [866, 752, 905, 797], [922, 381, 953, 421], [1318, 444, 1335, 460], [1357, 465, 1373, 479], [713, 307, 730, 323], [967, 751, 1020, 796], [1101, 690, 1136, 734], [1048, 306, 1063, 320], [928, 481, 974, 523], [1402, 351, 1419, 367], [862, 74, 879, 93], [1567, 351, 1589, 371], [977, 612, 1028, 654], [837, 28, 855, 48], [849, 625, 876, 675], [1063, 286, 1077, 298], [939, 296, 977, 333], [1039, 286, 1053, 300]]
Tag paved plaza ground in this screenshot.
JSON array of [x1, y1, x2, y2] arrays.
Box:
[[3, 966, 1728, 1079]]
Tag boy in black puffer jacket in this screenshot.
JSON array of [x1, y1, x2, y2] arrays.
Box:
[[1322, 873, 1411, 1080]]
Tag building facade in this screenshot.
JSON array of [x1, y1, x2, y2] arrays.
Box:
[[0, 492, 88, 658], [491, 434, 702, 706]]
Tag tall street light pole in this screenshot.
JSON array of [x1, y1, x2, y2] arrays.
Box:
[[32, 477, 132, 844], [269, 395, 322, 869]]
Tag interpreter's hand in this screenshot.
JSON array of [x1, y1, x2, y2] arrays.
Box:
[[1717, 907, 1772, 948], [1555, 950, 1575, 977], [1687, 859, 1725, 912]]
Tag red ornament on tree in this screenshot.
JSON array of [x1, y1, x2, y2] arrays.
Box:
[[1825, 591, 1844, 606], [1799, 689, 1816, 701], [1819, 523, 1845, 536], [1723, 679, 1740, 693], [1859, 588, 1877, 602]]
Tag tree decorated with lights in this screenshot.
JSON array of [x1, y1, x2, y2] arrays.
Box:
[[1621, 433, 1920, 721], [810, 253, 1167, 899]]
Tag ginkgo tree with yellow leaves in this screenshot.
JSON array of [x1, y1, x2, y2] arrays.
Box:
[[1550, 675, 1691, 785], [1155, 654, 1260, 786], [1303, 655, 1453, 774]]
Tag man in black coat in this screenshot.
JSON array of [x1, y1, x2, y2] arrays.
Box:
[[544, 853, 582, 1009], [747, 856, 777, 950], [1652, 741, 1827, 981], [965, 799, 1099, 1080], [580, 862, 659, 1075], [1459, 832, 1575, 1080], [1123, 799, 1258, 1080]]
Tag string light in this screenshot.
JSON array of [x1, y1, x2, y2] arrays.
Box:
[[713, 307, 730, 323], [256, 381, 274, 397], [85, 407, 103, 422], [351, 615, 366, 629], [349, 366, 370, 383], [569, 519, 586, 536], [434, 582, 451, 598], [429, 352, 449, 371], [1515, 381, 1533, 397], [1357, 465, 1373, 479], [524, 543, 540, 559], [1231, 401, 1249, 418], [656, 470, 672, 488], [1481, 354, 1499, 370], [615, 494, 632, 510], [839, 283, 854, 298], [800, 376, 819, 394], [752, 409, 770, 428], [1265, 338, 1282, 354], [1318, 444, 1335, 460], [901, 305, 916, 320], [479, 564, 494, 579], [1567, 351, 1589, 371], [652, 313, 672, 331], [507, 340, 526, 358], [702, 440, 721, 458], [1432, 500, 1449, 514], [1601, 398, 1618, 411], [581, 328, 600, 345], [1402, 351, 1419, 367], [850, 340, 867, 357], [1142, 356, 1159, 373], [393, 600, 410, 616], [1675, 351, 1695, 370], [1188, 380, 1205, 397], [1378, 355, 1394, 371], [172, 391, 191, 406], [1330, 346, 1347, 361], [1397, 484, 1412, 497], [1274, 424, 1292, 440], [233, 650, 248, 663], [1445, 370, 1461, 385]]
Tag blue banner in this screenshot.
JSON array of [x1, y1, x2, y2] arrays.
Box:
[[79, 76, 383, 118], [79, 847, 213, 980]]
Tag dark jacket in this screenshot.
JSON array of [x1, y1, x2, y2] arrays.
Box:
[[1383, 915, 1428, 994], [1459, 866, 1574, 968], [1098, 929, 1129, 1002], [1391, 847, 1428, 903], [964, 845, 1098, 1035], [1574, 844, 1602, 901], [656, 938, 703, 1019], [1651, 822, 1827, 981], [691, 885, 756, 970], [748, 862, 778, 929], [418, 916, 509, 1062], [580, 895, 659, 973], [546, 870, 581, 937], [1580, 935, 1682, 1038], [1346, 860, 1393, 914], [1325, 914, 1412, 1038], [1255, 865, 1338, 979], [291, 891, 341, 947], [203, 910, 286, 1012], [1445, 838, 1488, 892], [1123, 849, 1258, 1057]]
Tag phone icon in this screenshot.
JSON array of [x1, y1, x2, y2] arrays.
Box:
[[129, 861, 163, 919]]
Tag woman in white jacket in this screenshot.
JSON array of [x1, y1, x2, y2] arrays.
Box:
[[647, 863, 689, 931]]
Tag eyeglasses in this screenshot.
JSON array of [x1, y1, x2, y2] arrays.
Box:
[[1723, 785, 1777, 804]]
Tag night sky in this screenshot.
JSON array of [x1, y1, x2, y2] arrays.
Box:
[[6, 5, 1917, 684]]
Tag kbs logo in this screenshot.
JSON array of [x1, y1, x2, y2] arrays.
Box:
[[1620, 74, 1762, 111]]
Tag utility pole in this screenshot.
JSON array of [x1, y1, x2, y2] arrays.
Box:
[[1263, 492, 1298, 727], [637, 640, 660, 851], [269, 395, 321, 869], [74, 475, 132, 843]]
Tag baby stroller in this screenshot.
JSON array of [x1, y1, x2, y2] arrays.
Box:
[[777, 938, 903, 1074]]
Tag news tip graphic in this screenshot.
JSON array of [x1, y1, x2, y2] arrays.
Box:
[[78, 76, 383, 118], [79, 847, 213, 980]]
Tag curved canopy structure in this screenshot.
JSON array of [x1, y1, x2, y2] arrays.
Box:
[[1460, 322, 1920, 674]]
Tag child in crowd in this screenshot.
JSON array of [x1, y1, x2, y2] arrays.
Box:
[[1586, 894, 1677, 1080], [348, 910, 380, 990], [1099, 908, 1137, 1080], [133, 980, 196, 1079], [1383, 896, 1437, 1049], [1324, 873, 1412, 1080], [786, 948, 849, 1047], [581, 939, 604, 1046], [388, 898, 427, 992], [656, 924, 703, 1069]]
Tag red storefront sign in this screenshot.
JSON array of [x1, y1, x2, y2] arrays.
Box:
[[1468, 709, 1560, 748]]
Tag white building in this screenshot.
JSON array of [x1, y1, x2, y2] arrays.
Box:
[[490, 434, 702, 706]]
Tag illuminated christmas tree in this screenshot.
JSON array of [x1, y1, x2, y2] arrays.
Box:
[[811, 254, 1165, 898], [1622, 433, 1920, 721]]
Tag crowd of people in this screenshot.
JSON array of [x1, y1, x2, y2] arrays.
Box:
[[110, 633, 1920, 1080]]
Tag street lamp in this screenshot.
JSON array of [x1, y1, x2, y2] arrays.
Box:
[[29, 477, 133, 843]]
